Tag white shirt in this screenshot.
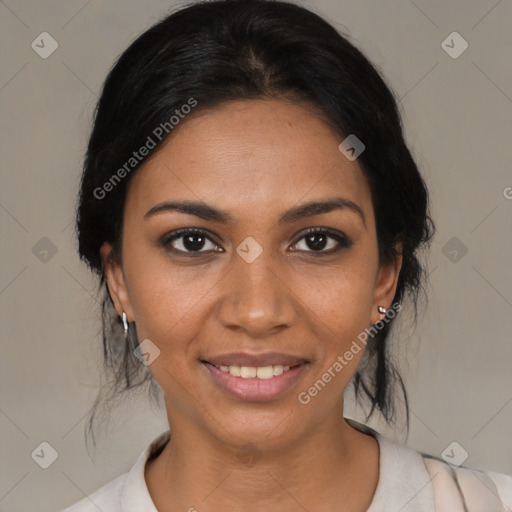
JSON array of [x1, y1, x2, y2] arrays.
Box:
[[58, 419, 512, 511]]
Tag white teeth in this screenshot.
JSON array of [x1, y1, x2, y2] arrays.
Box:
[[228, 365, 241, 377], [256, 366, 274, 379], [217, 363, 297, 379], [240, 366, 257, 378], [273, 365, 284, 376]]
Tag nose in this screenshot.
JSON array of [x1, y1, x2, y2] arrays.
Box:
[[216, 245, 298, 338]]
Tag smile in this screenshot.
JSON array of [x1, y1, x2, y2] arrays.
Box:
[[202, 361, 309, 401], [213, 363, 295, 379]]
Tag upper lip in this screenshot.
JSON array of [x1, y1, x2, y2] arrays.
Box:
[[203, 352, 309, 368]]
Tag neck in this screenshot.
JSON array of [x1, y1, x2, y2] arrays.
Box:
[[145, 409, 379, 512]]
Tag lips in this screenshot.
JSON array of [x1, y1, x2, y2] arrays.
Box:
[[202, 351, 309, 368], [203, 360, 309, 401]]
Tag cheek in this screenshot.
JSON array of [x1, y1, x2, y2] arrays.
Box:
[[294, 267, 378, 401], [292, 263, 378, 401], [123, 262, 216, 394], [121, 241, 223, 354], [294, 254, 378, 332]]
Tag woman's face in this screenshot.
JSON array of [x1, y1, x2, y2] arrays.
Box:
[[102, 98, 401, 450]]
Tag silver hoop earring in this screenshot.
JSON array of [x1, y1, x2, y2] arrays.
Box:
[[378, 306, 387, 315], [122, 312, 128, 338]]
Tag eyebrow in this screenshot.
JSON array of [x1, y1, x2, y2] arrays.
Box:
[[144, 197, 366, 227]]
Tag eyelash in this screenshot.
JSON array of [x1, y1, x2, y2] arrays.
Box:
[[161, 227, 354, 257]]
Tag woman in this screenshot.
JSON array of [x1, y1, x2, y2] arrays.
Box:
[[61, 0, 512, 510]]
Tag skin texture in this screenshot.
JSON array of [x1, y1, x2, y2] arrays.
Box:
[[101, 98, 402, 511]]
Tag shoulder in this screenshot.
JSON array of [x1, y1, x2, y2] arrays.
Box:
[[56, 473, 126, 511], [376, 433, 512, 511], [346, 418, 511, 512], [422, 454, 512, 511]]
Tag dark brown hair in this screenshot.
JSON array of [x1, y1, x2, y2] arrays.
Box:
[[76, 0, 434, 448]]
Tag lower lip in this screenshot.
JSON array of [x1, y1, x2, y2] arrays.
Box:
[[203, 362, 308, 402]]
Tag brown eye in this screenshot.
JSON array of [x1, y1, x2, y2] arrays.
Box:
[[290, 228, 353, 254], [162, 229, 221, 254]]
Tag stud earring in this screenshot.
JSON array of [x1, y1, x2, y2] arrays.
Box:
[[378, 306, 387, 316], [122, 311, 128, 339]]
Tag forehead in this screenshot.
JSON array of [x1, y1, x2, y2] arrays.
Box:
[[126, 99, 373, 221]]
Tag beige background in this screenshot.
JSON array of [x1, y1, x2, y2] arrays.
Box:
[[1, 0, 511, 510]]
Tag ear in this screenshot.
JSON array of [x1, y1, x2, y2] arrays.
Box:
[[100, 242, 134, 322], [371, 244, 402, 324]]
